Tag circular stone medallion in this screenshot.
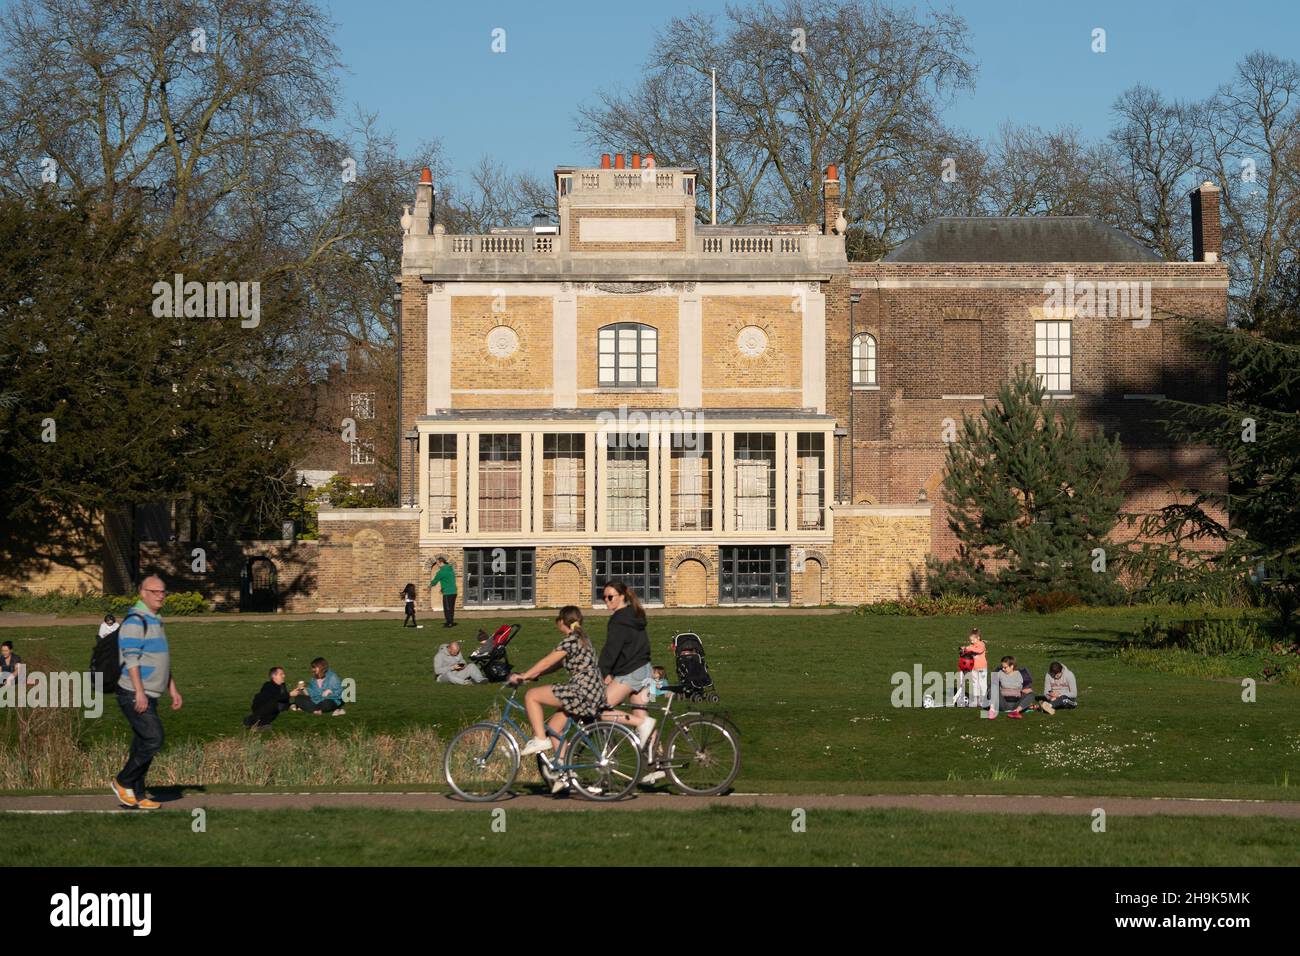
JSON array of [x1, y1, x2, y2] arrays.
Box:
[[486, 326, 519, 358], [737, 325, 769, 357]]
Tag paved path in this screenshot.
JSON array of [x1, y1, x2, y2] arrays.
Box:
[[2, 790, 1298, 817], [0, 607, 850, 629]]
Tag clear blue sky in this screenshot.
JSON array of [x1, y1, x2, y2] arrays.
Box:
[[324, 0, 1298, 185]]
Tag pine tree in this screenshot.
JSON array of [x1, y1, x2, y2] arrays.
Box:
[[934, 367, 1129, 604], [1131, 272, 1300, 633]]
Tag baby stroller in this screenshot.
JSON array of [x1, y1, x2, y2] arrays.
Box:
[[672, 632, 718, 702], [469, 623, 519, 683]]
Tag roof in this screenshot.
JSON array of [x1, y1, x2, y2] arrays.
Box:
[[883, 217, 1162, 263]]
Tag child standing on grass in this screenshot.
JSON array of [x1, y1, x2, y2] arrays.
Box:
[[960, 628, 988, 708], [401, 583, 418, 628]]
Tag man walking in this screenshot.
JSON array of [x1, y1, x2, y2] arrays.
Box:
[[110, 575, 182, 809], [430, 555, 458, 628]]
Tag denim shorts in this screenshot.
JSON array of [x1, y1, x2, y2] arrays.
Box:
[[615, 663, 654, 692]]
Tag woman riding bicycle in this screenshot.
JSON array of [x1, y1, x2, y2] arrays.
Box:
[[508, 606, 607, 790], [597, 579, 656, 747]]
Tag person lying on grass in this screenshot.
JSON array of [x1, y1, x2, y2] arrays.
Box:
[[244, 666, 290, 731], [990, 656, 1036, 719], [507, 605, 608, 794], [1036, 661, 1078, 715], [290, 657, 346, 716]]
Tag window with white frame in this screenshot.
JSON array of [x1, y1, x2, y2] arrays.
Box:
[[427, 435, 457, 530], [349, 439, 375, 465], [852, 333, 877, 386], [796, 433, 825, 530], [543, 434, 586, 532], [350, 392, 376, 420], [605, 432, 650, 531], [733, 433, 777, 531], [598, 323, 657, 387], [478, 434, 522, 532], [1035, 321, 1072, 393]]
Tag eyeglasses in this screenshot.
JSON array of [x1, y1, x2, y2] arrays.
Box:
[[144, 589, 166, 595], [602, 593, 616, 602]]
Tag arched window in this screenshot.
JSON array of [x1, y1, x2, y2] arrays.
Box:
[[852, 333, 877, 386], [598, 323, 657, 387]]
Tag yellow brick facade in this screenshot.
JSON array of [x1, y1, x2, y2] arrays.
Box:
[[451, 296, 554, 409]]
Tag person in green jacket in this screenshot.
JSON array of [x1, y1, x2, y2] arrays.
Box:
[[430, 555, 458, 628]]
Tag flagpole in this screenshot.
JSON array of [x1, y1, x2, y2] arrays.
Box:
[[711, 68, 717, 225]]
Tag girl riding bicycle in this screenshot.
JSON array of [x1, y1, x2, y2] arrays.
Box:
[[508, 606, 607, 774]]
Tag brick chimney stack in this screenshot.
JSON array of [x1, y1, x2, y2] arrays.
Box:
[[822, 164, 844, 236], [1190, 181, 1221, 263]]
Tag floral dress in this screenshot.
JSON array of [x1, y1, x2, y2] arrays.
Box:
[[550, 633, 607, 721]]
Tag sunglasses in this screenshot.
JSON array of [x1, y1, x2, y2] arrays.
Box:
[[602, 593, 617, 602]]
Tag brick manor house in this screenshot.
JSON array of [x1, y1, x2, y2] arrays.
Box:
[[306, 155, 1227, 611]]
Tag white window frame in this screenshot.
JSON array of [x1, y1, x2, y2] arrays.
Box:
[[598, 323, 658, 387], [1034, 321, 1072, 394], [349, 438, 375, 465], [852, 333, 877, 386], [350, 392, 376, 420]]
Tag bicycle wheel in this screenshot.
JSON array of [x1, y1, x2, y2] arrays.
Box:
[[664, 717, 741, 796], [565, 721, 642, 801], [443, 722, 520, 801]]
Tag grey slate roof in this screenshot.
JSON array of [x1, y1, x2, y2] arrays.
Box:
[[883, 217, 1162, 263]]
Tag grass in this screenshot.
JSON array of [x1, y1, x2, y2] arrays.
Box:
[[4, 607, 1300, 796], [6, 805, 1300, 866]]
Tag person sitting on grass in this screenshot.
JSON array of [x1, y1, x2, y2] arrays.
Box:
[[0, 641, 22, 686], [434, 641, 487, 684], [990, 656, 1036, 719], [1036, 661, 1078, 715], [243, 666, 290, 731], [508, 605, 609, 794], [291, 657, 346, 716]]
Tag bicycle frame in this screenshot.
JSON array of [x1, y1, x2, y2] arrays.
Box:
[[489, 686, 619, 778]]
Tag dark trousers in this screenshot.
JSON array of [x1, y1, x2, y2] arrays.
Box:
[[442, 594, 456, 626], [403, 601, 417, 627], [244, 701, 287, 728], [295, 697, 341, 714], [1001, 693, 1035, 712], [116, 689, 165, 792], [1038, 695, 1078, 709]]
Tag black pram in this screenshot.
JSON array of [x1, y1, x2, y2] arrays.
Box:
[[672, 631, 718, 702], [470, 623, 519, 683]]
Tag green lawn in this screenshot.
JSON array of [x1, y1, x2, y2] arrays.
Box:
[[5, 607, 1300, 797], [7, 805, 1299, 866]]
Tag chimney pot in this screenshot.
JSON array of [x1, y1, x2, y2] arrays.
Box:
[[632, 153, 642, 169], [600, 153, 611, 169], [419, 167, 432, 186], [614, 153, 626, 169], [825, 164, 839, 182], [644, 153, 656, 168]]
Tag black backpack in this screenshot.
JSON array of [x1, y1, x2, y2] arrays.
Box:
[[90, 612, 143, 694]]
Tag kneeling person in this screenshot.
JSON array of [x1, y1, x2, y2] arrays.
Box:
[[244, 666, 290, 730]]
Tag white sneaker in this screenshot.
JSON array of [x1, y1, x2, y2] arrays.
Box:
[[636, 717, 657, 747], [640, 770, 666, 785], [550, 774, 570, 794], [520, 737, 553, 757], [331, 707, 346, 717]]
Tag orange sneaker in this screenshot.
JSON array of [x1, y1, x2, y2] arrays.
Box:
[[135, 797, 161, 810], [110, 778, 138, 808]]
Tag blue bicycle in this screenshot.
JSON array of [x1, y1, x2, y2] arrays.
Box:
[[443, 685, 643, 801]]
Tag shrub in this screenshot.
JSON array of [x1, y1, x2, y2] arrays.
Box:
[[854, 595, 1000, 617], [0, 590, 208, 616], [1021, 591, 1083, 614], [1128, 617, 1270, 654]]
